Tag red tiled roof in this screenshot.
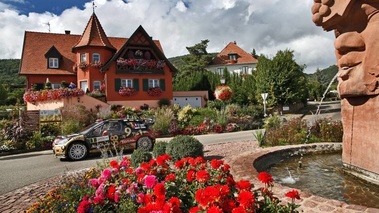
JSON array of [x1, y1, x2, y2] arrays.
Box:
[[210, 42, 258, 65], [72, 13, 116, 52], [19, 32, 162, 75]]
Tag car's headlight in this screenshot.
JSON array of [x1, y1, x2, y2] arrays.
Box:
[[55, 138, 70, 146]]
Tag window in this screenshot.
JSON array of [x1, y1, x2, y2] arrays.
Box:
[[92, 53, 100, 62], [80, 53, 87, 62], [52, 83, 60, 89], [228, 54, 237, 61], [216, 68, 223, 75], [93, 81, 101, 90], [148, 79, 159, 88], [121, 79, 133, 88], [49, 58, 59, 68], [242, 66, 249, 74]]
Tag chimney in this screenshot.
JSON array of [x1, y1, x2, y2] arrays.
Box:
[[233, 41, 237, 44], [65, 30, 71, 35]]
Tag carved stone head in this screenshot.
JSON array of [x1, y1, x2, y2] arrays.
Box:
[[312, 0, 379, 98]]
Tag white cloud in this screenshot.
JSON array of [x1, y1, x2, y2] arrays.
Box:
[[0, 0, 338, 73]]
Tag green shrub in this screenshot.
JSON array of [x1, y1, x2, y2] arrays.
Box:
[[60, 119, 82, 135], [131, 148, 153, 167], [254, 130, 265, 147], [157, 98, 171, 107], [310, 118, 343, 142], [152, 107, 175, 135], [26, 131, 43, 149], [152, 141, 168, 158], [166, 135, 204, 161], [40, 123, 60, 137], [264, 118, 308, 146], [188, 107, 217, 127]]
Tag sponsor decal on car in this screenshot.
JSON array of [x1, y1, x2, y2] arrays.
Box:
[[119, 138, 135, 145], [96, 135, 110, 142]]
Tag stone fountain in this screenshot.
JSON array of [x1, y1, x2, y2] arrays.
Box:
[[312, 0, 379, 184]]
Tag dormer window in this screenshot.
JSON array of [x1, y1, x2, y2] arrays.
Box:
[[228, 53, 237, 62], [44, 45, 62, 69], [49, 58, 59, 68], [92, 53, 100, 62]]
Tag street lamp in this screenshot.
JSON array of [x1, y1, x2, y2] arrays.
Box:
[[261, 93, 268, 117], [220, 76, 226, 85]]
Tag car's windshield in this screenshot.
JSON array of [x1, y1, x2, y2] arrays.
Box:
[[79, 121, 104, 135]]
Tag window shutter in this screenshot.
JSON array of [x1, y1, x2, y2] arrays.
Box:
[[159, 79, 165, 91], [115, 78, 121, 91], [143, 79, 148, 91], [133, 79, 139, 91]]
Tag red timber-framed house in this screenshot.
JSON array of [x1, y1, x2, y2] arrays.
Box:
[[19, 12, 176, 111]]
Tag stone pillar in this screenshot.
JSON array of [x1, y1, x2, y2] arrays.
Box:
[[341, 97, 379, 184]]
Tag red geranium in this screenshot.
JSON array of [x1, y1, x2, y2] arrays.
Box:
[[285, 189, 301, 200], [235, 180, 252, 192], [257, 171, 273, 186], [237, 191, 254, 209], [196, 169, 210, 183]]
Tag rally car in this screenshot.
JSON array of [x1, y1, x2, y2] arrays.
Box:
[[53, 119, 155, 160]]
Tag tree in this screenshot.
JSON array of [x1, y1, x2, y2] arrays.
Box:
[[254, 49, 308, 107], [173, 40, 218, 98], [0, 84, 8, 105], [251, 49, 259, 59]]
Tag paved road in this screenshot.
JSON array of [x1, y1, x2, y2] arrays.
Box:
[[0, 130, 260, 195]]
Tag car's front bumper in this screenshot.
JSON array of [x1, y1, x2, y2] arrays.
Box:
[[53, 145, 66, 158]]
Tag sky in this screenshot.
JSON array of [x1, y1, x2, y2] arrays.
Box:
[[0, 0, 337, 74]]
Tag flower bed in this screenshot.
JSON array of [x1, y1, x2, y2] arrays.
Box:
[[23, 88, 85, 104], [118, 87, 137, 97], [27, 155, 301, 212]]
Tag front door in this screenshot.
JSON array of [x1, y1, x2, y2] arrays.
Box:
[[80, 81, 88, 93]]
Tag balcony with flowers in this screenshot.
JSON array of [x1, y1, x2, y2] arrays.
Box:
[[116, 58, 166, 73], [118, 87, 137, 97], [147, 87, 163, 97], [23, 88, 85, 104]]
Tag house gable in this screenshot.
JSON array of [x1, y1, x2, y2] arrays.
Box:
[[102, 25, 177, 74]]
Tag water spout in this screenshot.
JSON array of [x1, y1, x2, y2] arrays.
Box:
[[305, 73, 338, 143], [281, 167, 297, 184]]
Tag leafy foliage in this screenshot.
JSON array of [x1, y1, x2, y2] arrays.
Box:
[[152, 141, 168, 158], [254, 50, 308, 107], [166, 135, 204, 161], [131, 148, 153, 167]]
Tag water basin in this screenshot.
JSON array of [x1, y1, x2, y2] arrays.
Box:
[[268, 153, 379, 209]]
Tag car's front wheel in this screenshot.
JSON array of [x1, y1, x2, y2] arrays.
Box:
[[137, 136, 153, 151], [67, 142, 88, 160]]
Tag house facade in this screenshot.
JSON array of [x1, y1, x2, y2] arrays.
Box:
[[19, 12, 176, 110], [206, 41, 257, 76]]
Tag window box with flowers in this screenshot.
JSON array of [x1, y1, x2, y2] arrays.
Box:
[[90, 61, 102, 69], [78, 62, 88, 70], [23, 88, 85, 104], [147, 87, 162, 97], [119, 87, 137, 97]]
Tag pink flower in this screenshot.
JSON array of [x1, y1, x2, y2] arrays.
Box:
[[101, 168, 112, 180], [89, 178, 99, 188], [136, 192, 145, 204], [144, 175, 157, 189]]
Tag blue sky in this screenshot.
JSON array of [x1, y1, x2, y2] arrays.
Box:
[[3, 0, 88, 15], [0, 0, 336, 73]]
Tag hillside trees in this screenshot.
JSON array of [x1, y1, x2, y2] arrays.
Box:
[[254, 50, 308, 107], [173, 40, 219, 98]]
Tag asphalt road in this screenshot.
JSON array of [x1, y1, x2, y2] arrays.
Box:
[[0, 130, 260, 195]]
